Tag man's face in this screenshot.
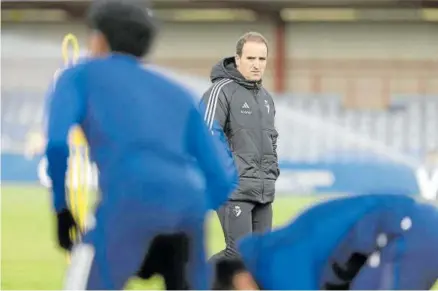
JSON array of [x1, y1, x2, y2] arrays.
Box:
[[235, 41, 268, 82]]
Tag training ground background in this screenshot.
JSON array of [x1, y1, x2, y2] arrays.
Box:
[[1, 185, 437, 290]]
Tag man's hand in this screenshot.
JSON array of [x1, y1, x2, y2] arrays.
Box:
[[56, 209, 80, 251]]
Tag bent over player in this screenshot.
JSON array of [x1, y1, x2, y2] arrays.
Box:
[[213, 194, 438, 290], [45, 1, 237, 289]]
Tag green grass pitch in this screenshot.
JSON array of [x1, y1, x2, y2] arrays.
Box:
[[1, 186, 437, 290]]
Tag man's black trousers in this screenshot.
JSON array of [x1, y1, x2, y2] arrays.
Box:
[[209, 200, 273, 261]]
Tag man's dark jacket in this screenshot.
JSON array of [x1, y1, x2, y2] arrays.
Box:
[[201, 57, 279, 204]]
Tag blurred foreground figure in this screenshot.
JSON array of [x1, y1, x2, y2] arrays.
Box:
[[212, 194, 438, 290], [44, 1, 237, 289]]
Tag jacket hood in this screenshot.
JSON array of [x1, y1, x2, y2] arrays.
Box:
[[210, 57, 262, 89]]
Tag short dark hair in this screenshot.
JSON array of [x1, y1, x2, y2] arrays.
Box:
[[212, 258, 248, 290], [235, 32, 268, 57], [87, 0, 157, 58]]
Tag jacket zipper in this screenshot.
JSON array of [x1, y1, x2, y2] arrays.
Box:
[[253, 89, 264, 202]]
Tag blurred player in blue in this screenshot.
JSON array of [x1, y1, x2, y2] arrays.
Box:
[[212, 194, 438, 290], [45, 1, 237, 289]]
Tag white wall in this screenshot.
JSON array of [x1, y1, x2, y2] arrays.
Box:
[[285, 22, 438, 60], [1, 22, 277, 90], [151, 22, 276, 58], [284, 22, 438, 99], [2, 21, 437, 96]]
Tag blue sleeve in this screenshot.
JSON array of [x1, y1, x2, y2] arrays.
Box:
[[42, 73, 59, 128], [187, 104, 238, 210], [238, 234, 262, 275], [45, 66, 86, 213], [238, 233, 277, 289]]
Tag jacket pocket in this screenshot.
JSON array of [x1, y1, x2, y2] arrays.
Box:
[[263, 129, 277, 155], [233, 153, 259, 179], [262, 154, 279, 180]]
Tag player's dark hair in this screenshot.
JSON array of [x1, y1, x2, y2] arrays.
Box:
[[212, 257, 250, 290], [87, 0, 157, 58]]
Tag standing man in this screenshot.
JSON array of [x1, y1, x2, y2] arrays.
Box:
[[202, 32, 280, 261]]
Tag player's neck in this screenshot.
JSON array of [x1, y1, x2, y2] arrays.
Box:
[[109, 52, 140, 63]]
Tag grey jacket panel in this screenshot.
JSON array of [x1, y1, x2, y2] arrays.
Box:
[[201, 57, 279, 204]]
